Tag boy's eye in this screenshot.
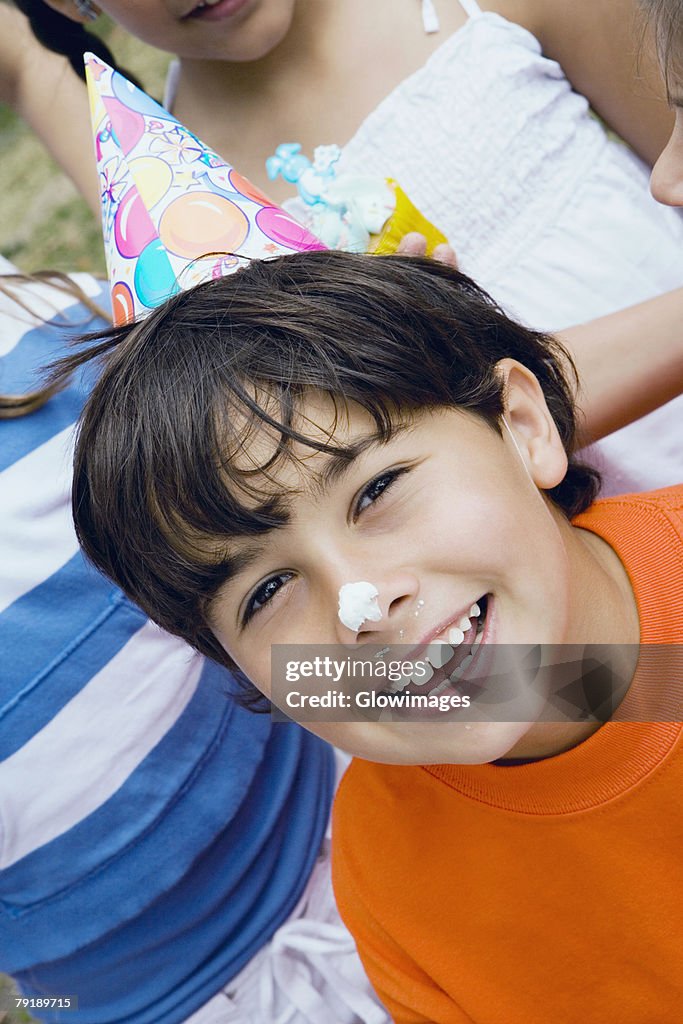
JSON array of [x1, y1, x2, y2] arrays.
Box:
[[354, 468, 406, 519], [244, 572, 294, 624]]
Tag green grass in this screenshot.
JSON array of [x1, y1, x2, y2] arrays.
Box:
[[0, 974, 35, 1023]]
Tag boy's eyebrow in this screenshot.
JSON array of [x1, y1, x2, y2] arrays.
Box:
[[213, 422, 413, 589], [314, 423, 412, 494], [212, 542, 273, 590]]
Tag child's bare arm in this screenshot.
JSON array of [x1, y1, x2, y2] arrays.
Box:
[[393, 239, 682, 445], [524, 0, 672, 166], [560, 287, 683, 443], [0, 4, 98, 213]]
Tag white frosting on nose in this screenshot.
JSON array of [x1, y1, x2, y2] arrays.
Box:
[[338, 581, 383, 632]]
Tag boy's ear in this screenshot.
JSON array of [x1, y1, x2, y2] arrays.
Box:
[[42, 0, 100, 25], [495, 358, 568, 490]]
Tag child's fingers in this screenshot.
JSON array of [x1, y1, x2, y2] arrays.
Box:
[[395, 233, 458, 268], [432, 242, 458, 269], [395, 232, 428, 256]]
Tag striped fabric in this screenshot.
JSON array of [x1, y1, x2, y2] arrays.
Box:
[[0, 271, 333, 1023]]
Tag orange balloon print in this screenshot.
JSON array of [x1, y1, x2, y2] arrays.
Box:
[[111, 281, 135, 325], [159, 193, 249, 259], [228, 169, 274, 207]]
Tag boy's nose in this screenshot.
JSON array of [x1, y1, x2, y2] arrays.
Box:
[[334, 571, 420, 644]]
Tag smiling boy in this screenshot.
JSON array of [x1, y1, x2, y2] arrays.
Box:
[[68, 252, 683, 1022], [204, 389, 640, 765]]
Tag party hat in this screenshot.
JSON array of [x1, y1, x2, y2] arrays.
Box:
[[84, 54, 325, 326]]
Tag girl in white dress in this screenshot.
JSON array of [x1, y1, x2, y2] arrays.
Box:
[[8, 0, 683, 493]]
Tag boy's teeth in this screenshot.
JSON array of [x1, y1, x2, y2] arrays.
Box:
[[426, 641, 454, 669], [394, 673, 412, 692], [412, 661, 434, 687], [450, 652, 473, 682], [394, 598, 486, 696]]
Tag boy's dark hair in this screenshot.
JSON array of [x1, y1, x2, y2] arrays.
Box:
[[14, 0, 142, 87], [641, 0, 683, 91], [58, 252, 599, 705]]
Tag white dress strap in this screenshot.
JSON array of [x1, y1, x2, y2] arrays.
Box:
[[456, 0, 483, 18], [421, 0, 440, 33], [163, 58, 181, 113]]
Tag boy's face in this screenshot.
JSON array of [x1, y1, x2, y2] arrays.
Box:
[[208, 364, 607, 765]]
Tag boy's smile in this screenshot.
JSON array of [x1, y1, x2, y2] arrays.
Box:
[[209, 363, 640, 766]]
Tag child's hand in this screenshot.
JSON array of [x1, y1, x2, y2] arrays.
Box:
[[396, 231, 458, 268]]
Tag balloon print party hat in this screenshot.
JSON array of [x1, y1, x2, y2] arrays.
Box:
[[84, 54, 325, 325]]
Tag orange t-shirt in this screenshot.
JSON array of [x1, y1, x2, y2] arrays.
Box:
[[332, 487, 683, 1024]]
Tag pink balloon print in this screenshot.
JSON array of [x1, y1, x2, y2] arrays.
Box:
[[114, 188, 157, 259], [111, 281, 135, 326], [103, 97, 145, 155], [159, 192, 249, 259], [255, 206, 326, 251]]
